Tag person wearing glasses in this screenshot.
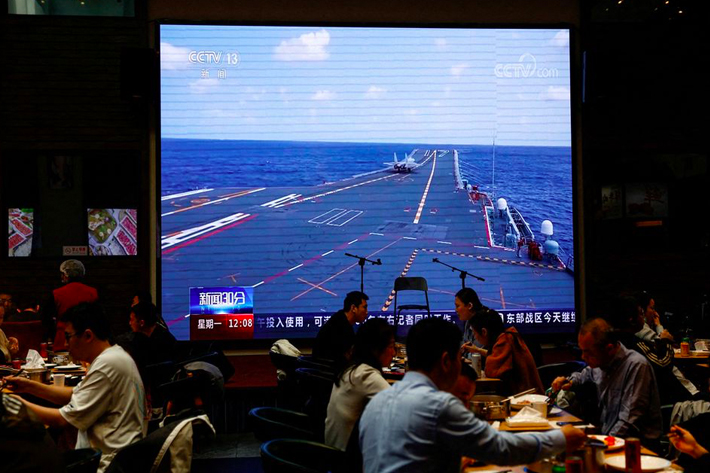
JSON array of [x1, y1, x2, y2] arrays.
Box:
[[5, 302, 146, 473]]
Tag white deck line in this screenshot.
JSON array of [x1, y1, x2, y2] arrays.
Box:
[[161, 188, 214, 201]]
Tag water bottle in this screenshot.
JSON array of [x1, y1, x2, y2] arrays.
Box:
[[471, 353, 482, 378]]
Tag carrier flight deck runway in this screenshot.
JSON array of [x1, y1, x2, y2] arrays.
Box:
[[161, 149, 575, 338]]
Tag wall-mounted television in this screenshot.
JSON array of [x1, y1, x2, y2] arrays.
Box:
[[159, 23, 577, 341]]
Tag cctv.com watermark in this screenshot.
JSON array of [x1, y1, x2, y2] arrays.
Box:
[[494, 53, 559, 78]]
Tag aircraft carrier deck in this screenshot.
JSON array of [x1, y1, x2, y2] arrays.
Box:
[[161, 148, 575, 339]]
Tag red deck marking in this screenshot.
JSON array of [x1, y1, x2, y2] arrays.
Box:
[[297, 278, 338, 297], [161, 214, 257, 255]]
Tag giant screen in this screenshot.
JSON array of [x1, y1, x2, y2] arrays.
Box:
[[159, 24, 577, 341]]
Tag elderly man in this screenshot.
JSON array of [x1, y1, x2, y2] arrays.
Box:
[[359, 318, 586, 473], [6, 303, 146, 472], [551, 317, 662, 444], [51, 259, 99, 350], [313, 291, 369, 371]]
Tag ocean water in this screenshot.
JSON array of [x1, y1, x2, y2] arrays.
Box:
[[161, 139, 574, 258]]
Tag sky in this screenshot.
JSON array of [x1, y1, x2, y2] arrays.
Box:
[[160, 25, 572, 147]]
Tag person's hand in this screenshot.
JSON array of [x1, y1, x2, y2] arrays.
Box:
[[3, 375, 37, 394], [561, 425, 587, 452], [8, 336, 19, 355], [551, 376, 572, 392], [668, 425, 709, 459], [659, 330, 674, 341]]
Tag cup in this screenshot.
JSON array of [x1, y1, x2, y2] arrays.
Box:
[[532, 401, 548, 417], [11, 359, 23, 370], [53, 373, 66, 387]]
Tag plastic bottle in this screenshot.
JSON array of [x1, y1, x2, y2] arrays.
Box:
[[681, 337, 691, 356]]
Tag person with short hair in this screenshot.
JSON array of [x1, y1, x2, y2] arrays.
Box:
[[325, 318, 395, 451], [6, 302, 146, 472], [470, 309, 544, 395], [551, 317, 663, 444], [452, 362, 478, 406], [635, 291, 673, 341], [313, 291, 369, 371], [128, 301, 176, 364], [51, 259, 99, 350], [359, 318, 586, 473]]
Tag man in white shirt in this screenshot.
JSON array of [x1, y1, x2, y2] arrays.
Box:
[[7, 302, 146, 472]]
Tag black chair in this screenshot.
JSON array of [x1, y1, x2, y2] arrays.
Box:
[[260, 439, 346, 473], [296, 355, 335, 373], [295, 368, 336, 441], [393, 277, 430, 317], [537, 360, 586, 389], [248, 407, 316, 442], [63, 448, 102, 473], [270, 351, 302, 409]]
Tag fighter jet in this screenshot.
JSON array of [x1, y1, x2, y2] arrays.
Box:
[[384, 152, 417, 173]]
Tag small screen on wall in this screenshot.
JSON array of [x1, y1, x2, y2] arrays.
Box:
[[8, 208, 34, 257], [87, 209, 137, 256]]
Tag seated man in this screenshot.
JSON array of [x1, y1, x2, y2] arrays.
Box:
[[50, 259, 99, 350], [128, 301, 177, 365], [313, 291, 369, 371], [606, 296, 698, 404], [359, 318, 586, 473], [452, 362, 477, 406], [6, 302, 146, 472], [551, 318, 662, 445]]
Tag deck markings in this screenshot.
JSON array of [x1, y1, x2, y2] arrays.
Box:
[[261, 193, 301, 208], [161, 188, 265, 217], [291, 237, 401, 301], [161, 213, 256, 254], [297, 278, 338, 297], [161, 188, 214, 201], [413, 151, 437, 224], [288, 264, 304, 272], [277, 173, 401, 208]]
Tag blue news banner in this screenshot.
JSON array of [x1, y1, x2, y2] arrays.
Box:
[[188, 286, 575, 340]]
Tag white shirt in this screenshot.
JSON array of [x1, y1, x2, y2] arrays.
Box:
[[60, 345, 147, 472], [325, 363, 390, 451]]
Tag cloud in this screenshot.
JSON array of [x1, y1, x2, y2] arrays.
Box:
[[550, 30, 570, 48], [274, 29, 331, 61], [189, 78, 220, 94], [538, 86, 570, 101], [160, 42, 192, 70], [364, 86, 387, 99], [450, 64, 469, 77], [312, 90, 336, 101]]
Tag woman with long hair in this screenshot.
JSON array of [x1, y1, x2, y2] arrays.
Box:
[[471, 309, 544, 395], [454, 287, 485, 355], [325, 318, 396, 451]]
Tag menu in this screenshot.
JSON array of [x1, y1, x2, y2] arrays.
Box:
[[8, 208, 33, 257], [87, 208, 138, 256]]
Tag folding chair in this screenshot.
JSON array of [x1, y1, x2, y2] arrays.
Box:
[[393, 277, 430, 317]]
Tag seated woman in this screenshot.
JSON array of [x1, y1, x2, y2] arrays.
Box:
[[0, 306, 20, 364], [470, 309, 544, 395], [454, 287, 486, 355], [324, 318, 395, 451]]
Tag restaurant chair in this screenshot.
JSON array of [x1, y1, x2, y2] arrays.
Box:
[[260, 438, 347, 473], [270, 351, 302, 409], [248, 406, 315, 442], [295, 367, 335, 441], [296, 355, 335, 373], [393, 277, 430, 317], [1, 320, 44, 359], [63, 448, 102, 473], [105, 410, 215, 473]]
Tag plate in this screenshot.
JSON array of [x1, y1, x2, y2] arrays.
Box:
[[54, 364, 82, 370], [589, 434, 625, 451], [605, 455, 671, 472], [511, 394, 548, 409]]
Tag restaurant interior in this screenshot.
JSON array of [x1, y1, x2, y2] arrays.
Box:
[[0, 0, 708, 472]]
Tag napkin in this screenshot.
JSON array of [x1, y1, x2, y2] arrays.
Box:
[[22, 349, 46, 369], [505, 406, 551, 427]]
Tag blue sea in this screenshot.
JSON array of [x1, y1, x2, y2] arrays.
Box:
[[162, 139, 574, 259]]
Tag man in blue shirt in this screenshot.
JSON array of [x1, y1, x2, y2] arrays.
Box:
[[359, 318, 586, 473], [552, 317, 662, 445]]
